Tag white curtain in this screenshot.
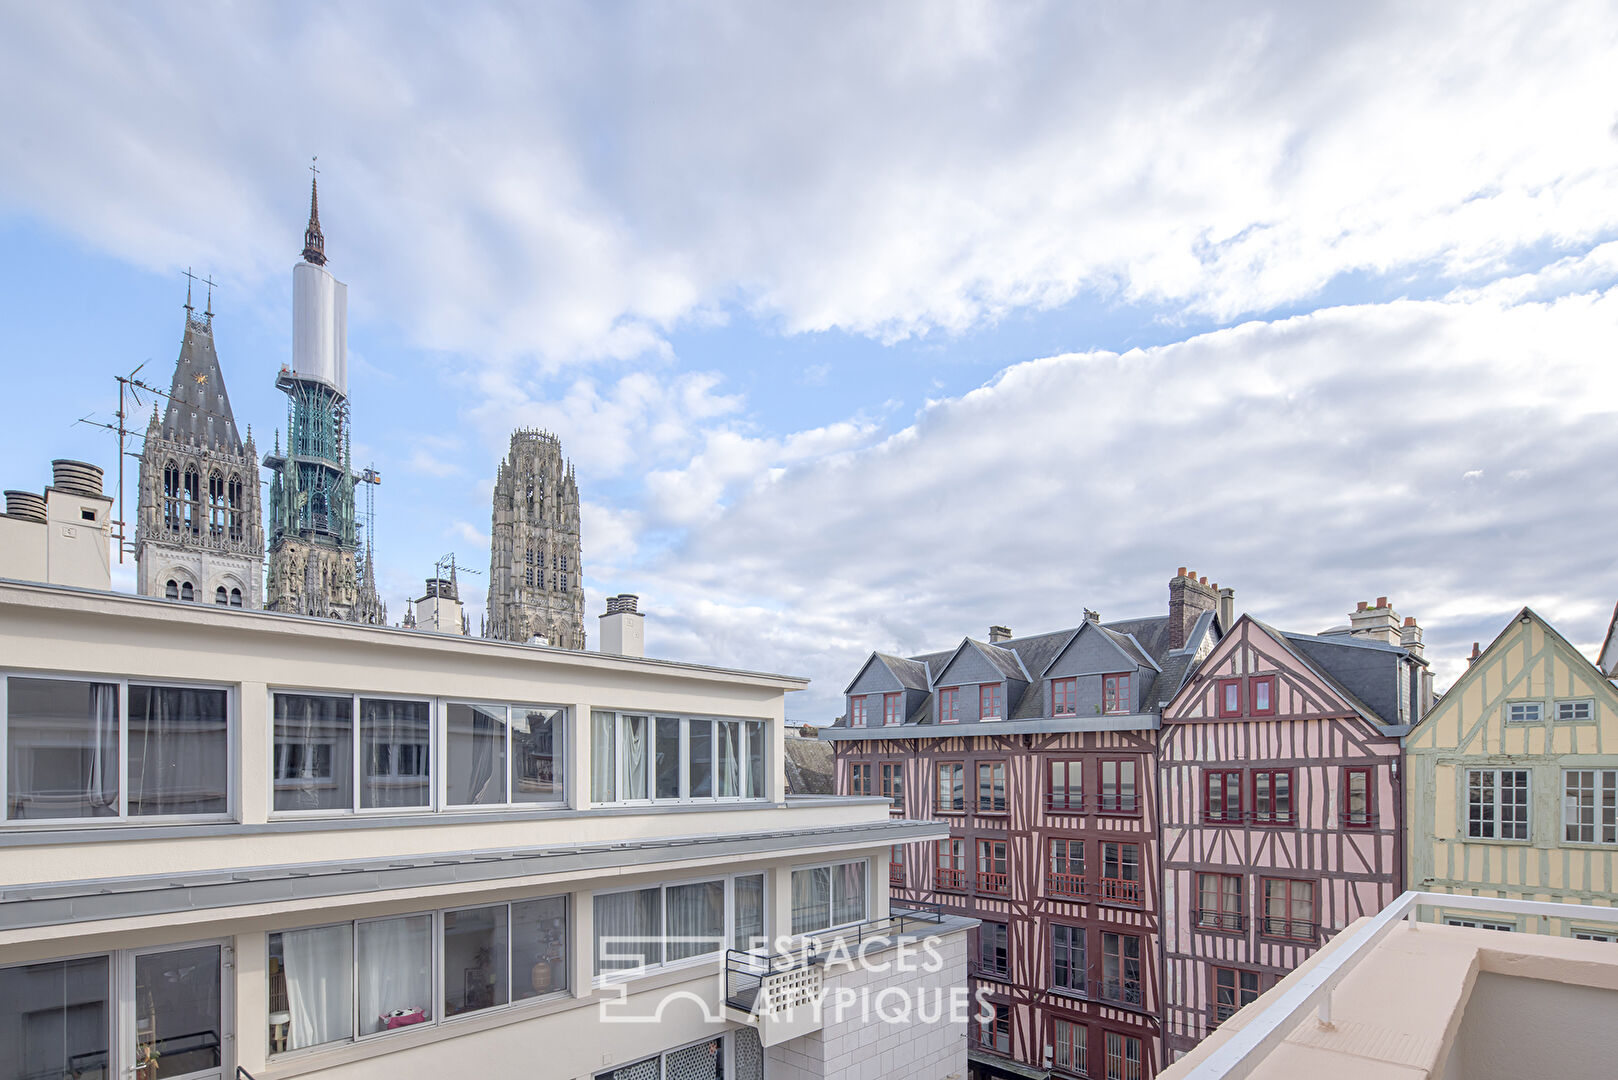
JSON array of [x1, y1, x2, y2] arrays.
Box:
[[281, 925, 353, 1049], [624, 715, 649, 800], [733, 875, 765, 951], [665, 881, 724, 961], [357, 915, 433, 1033], [448, 704, 506, 806], [595, 889, 661, 972], [833, 862, 867, 926], [129, 685, 228, 816], [717, 722, 740, 798], [791, 868, 829, 935], [744, 722, 764, 799], [591, 711, 616, 803]]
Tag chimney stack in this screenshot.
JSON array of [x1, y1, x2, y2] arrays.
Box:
[[1400, 615, 1425, 660], [600, 594, 646, 658], [2, 459, 112, 590], [989, 625, 1012, 644], [1348, 597, 1402, 644], [1169, 568, 1220, 650], [1217, 587, 1235, 630], [1468, 641, 1481, 664]]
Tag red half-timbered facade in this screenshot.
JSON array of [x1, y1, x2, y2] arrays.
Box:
[[1157, 604, 1430, 1061], [827, 571, 1230, 1080]]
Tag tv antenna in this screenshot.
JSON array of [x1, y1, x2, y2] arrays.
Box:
[[76, 360, 176, 563]]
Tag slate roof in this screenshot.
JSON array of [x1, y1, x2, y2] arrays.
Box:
[[159, 316, 243, 451], [874, 652, 931, 691], [783, 735, 834, 795], [1252, 620, 1409, 735]]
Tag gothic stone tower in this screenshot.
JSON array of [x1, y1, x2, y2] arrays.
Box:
[[263, 172, 386, 624], [134, 286, 265, 606], [486, 430, 585, 648]]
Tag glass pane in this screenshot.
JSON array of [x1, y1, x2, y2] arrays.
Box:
[[591, 710, 616, 802], [656, 717, 682, 799], [127, 685, 228, 816], [444, 906, 509, 1016], [688, 721, 713, 798], [666, 880, 725, 961], [595, 888, 662, 972], [717, 721, 741, 797], [446, 703, 508, 806], [833, 862, 867, 925], [512, 897, 568, 1000], [5, 678, 119, 820], [272, 693, 353, 812], [357, 915, 433, 1034], [623, 715, 650, 801], [135, 945, 221, 1076], [0, 956, 109, 1080], [359, 698, 431, 809], [269, 924, 352, 1052], [792, 867, 830, 934], [511, 707, 563, 804], [745, 722, 765, 798], [734, 874, 766, 950]]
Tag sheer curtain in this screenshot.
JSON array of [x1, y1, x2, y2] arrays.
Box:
[[591, 711, 616, 803], [280, 925, 353, 1049], [357, 915, 433, 1033], [273, 693, 353, 811], [360, 698, 431, 809], [717, 722, 739, 798], [665, 880, 724, 961], [5, 678, 119, 819], [733, 874, 765, 951], [624, 715, 649, 800], [128, 685, 228, 816], [688, 721, 713, 798], [791, 868, 829, 934], [744, 722, 764, 799], [833, 862, 867, 926], [447, 704, 506, 805], [594, 888, 661, 972]]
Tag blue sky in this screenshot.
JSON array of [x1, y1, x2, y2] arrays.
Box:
[[3, 2, 1618, 720]]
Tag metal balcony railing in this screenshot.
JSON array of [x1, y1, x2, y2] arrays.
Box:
[[1096, 793, 1141, 813], [1196, 910, 1247, 932], [977, 871, 1010, 895], [1100, 979, 1144, 1007], [1100, 877, 1143, 907], [1259, 916, 1316, 941], [1047, 872, 1090, 899], [1045, 792, 1086, 813]]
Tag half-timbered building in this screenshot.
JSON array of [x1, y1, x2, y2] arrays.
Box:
[[1158, 599, 1430, 1061], [1406, 606, 1618, 934], [824, 571, 1231, 1080]]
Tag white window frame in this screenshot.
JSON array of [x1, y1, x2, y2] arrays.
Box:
[[591, 872, 767, 985], [1505, 701, 1544, 724], [1556, 699, 1596, 723], [1563, 768, 1618, 845], [788, 857, 870, 938], [1465, 768, 1531, 841], [591, 710, 768, 807], [440, 698, 567, 810], [1445, 917, 1515, 932], [1, 670, 237, 828]]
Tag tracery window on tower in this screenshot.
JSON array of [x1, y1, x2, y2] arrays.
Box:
[[181, 582, 195, 602], [163, 462, 181, 532], [165, 579, 179, 600], [216, 586, 229, 605], [183, 467, 201, 536], [208, 472, 226, 538], [227, 475, 244, 542]]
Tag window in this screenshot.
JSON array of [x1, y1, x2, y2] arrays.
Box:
[[183, 467, 200, 535], [357, 914, 434, 1034], [230, 587, 242, 608], [228, 475, 244, 541], [1467, 769, 1530, 840], [163, 461, 181, 530], [734, 874, 766, 952], [880, 762, 904, 811], [976, 1003, 1011, 1054], [1047, 758, 1084, 811], [165, 578, 179, 599], [215, 585, 228, 605], [441, 701, 564, 809], [1249, 676, 1276, 716], [1251, 768, 1294, 826], [977, 760, 1007, 812], [1048, 838, 1086, 898], [936, 838, 966, 891], [1051, 924, 1085, 996], [980, 684, 1003, 720], [977, 839, 1009, 894], [1, 956, 111, 1077], [889, 845, 905, 887], [790, 860, 867, 934], [1564, 770, 1618, 844], [1101, 842, 1141, 907], [1446, 918, 1515, 932], [1052, 1017, 1088, 1075], [977, 921, 1009, 978], [1507, 701, 1543, 724], [1217, 678, 1242, 717], [1052, 677, 1077, 716], [1100, 932, 1141, 1005], [1102, 673, 1131, 715], [1261, 878, 1315, 940], [848, 762, 873, 796], [180, 581, 194, 602], [591, 711, 764, 804], [1558, 700, 1595, 723], [1342, 766, 1373, 828], [883, 693, 902, 725], [1213, 967, 1260, 1025], [1105, 1032, 1142, 1080], [1197, 873, 1243, 931], [937, 761, 965, 812], [1098, 758, 1137, 813], [208, 471, 226, 537], [1203, 768, 1243, 823], [937, 687, 960, 723], [597, 1033, 763, 1080], [850, 698, 867, 727], [596, 879, 735, 974], [1572, 929, 1613, 941], [5, 676, 230, 822]]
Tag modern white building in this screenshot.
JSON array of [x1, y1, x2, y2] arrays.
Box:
[[0, 577, 969, 1080]]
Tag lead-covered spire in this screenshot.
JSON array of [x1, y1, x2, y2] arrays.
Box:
[[301, 161, 326, 266]]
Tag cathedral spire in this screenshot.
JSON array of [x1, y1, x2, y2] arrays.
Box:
[[301, 158, 326, 266]]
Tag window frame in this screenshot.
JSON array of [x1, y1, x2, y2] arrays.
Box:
[[882, 693, 902, 726], [937, 686, 961, 724], [976, 837, 1009, 895], [1099, 930, 1143, 1007], [879, 761, 904, 812], [1051, 1016, 1089, 1076], [1563, 768, 1618, 845], [1104, 1031, 1143, 1080], [1102, 673, 1131, 716], [976, 1001, 1012, 1055], [1248, 675, 1277, 717], [849, 697, 867, 727], [1556, 699, 1596, 724], [590, 709, 766, 807], [1047, 837, 1086, 899], [935, 837, 967, 892], [980, 683, 1004, 721], [1100, 841, 1142, 908], [1196, 872, 1244, 933], [1097, 757, 1139, 814], [1259, 877, 1316, 941], [976, 920, 1010, 979], [1212, 966, 1261, 1026], [1341, 765, 1374, 829], [1249, 767, 1295, 827], [847, 761, 873, 797], [2, 670, 237, 827], [787, 858, 868, 938], [1216, 678, 1243, 718], [977, 759, 1008, 814], [936, 760, 966, 813], [442, 698, 567, 812], [1050, 923, 1087, 998], [1465, 767, 1531, 841], [1505, 700, 1544, 724], [593, 871, 770, 982], [1202, 768, 1243, 824], [1046, 757, 1084, 812], [1051, 677, 1078, 717]]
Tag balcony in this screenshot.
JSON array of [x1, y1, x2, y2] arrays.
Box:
[[889, 863, 905, 887], [1161, 892, 1618, 1080], [1096, 793, 1140, 814], [1100, 979, 1144, 1008], [1046, 872, 1090, 899], [1099, 876, 1143, 907], [976, 871, 1010, 895], [1044, 792, 1086, 813], [1258, 916, 1315, 942], [935, 867, 967, 892], [1195, 910, 1247, 933]]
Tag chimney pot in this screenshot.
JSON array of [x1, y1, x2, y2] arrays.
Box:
[[1404, 616, 1415, 626], [1357, 601, 1368, 611], [1199, 576, 1207, 585], [1376, 596, 1388, 608], [1177, 566, 1187, 577]]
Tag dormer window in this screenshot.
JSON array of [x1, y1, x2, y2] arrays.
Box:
[[1052, 678, 1077, 717], [937, 687, 960, 724], [980, 684, 1002, 720], [1103, 674, 1131, 715], [882, 694, 902, 726], [850, 698, 867, 727]]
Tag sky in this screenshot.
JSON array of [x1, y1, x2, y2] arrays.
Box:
[[2, 1, 1617, 722]]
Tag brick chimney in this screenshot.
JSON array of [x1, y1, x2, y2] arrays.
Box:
[[1468, 641, 1482, 664], [1400, 615, 1425, 660], [1169, 568, 1219, 650], [1348, 597, 1402, 645], [989, 625, 1012, 644]]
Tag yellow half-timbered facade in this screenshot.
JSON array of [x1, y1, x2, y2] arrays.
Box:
[[1405, 607, 1618, 935]]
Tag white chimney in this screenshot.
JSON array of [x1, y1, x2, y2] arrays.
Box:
[[989, 625, 1012, 643], [600, 594, 645, 658], [1, 461, 112, 591]]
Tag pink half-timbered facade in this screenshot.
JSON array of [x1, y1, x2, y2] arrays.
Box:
[[827, 571, 1230, 1080], [1157, 600, 1431, 1061]]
